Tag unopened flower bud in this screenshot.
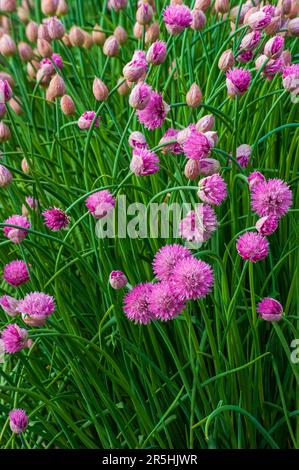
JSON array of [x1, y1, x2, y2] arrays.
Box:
[[62, 33, 71, 47], [281, 49, 291, 66], [146, 40, 166, 65], [47, 16, 65, 40], [27, 60, 39, 79], [194, 0, 211, 12], [0, 164, 12, 187], [37, 39, 53, 57], [46, 74, 66, 100], [18, 42, 34, 62], [145, 22, 160, 44], [191, 9, 206, 30], [264, 16, 281, 35], [133, 22, 143, 39], [264, 36, 284, 59], [136, 4, 153, 25], [0, 122, 11, 142], [196, 114, 215, 132], [56, 0, 68, 16], [93, 78, 109, 101], [198, 158, 221, 176], [205, 131, 218, 147], [21, 157, 31, 174], [128, 131, 147, 149], [41, 0, 59, 16], [0, 78, 12, 102], [69, 26, 85, 47], [26, 21, 38, 42], [38, 23, 51, 42], [103, 35, 119, 56], [92, 25, 106, 45], [0, 103, 7, 117], [83, 32, 94, 49], [0, 34, 16, 56], [0, 0, 16, 12], [288, 18, 299, 36], [117, 77, 130, 96], [109, 270, 128, 289], [60, 94, 75, 115], [129, 82, 152, 110], [9, 97, 23, 115], [186, 83, 202, 108], [215, 0, 230, 14], [184, 159, 201, 180], [114, 25, 127, 44], [218, 49, 234, 71]]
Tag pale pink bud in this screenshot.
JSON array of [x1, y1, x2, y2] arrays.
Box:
[[247, 11, 272, 30], [46, 74, 66, 100], [186, 83, 202, 108], [27, 60, 39, 79], [21, 157, 30, 174], [215, 0, 230, 14], [0, 78, 12, 102], [93, 78, 109, 101], [145, 22, 160, 44], [18, 42, 34, 62], [128, 131, 147, 149], [191, 9, 206, 30], [243, 7, 259, 25], [0, 164, 12, 187], [196, 114, 215, 132], [109, 270, 128, 289], [56, 0, 68, 16], [129, 82, 152, 110], [278, 0, 292, 15], [92, 25, 106, 45], [37, 38, 53, 57], [0, 103, 7, 117], [288, 18, 299, 36], [60, 94, 75, 115], [0, 122, 11, 142], [69, 26, 85, 47], [41, 0, 59, 16], [36, 64, 53, 86], [0, 34, 16, 56], [83, 32, 94, 49], [103, 35, 119, 57], [0, 71, 14, 88], [289, 0, 299, 18], [205, 131, 218, 147], [136, 4, 153, 25], [194, 0, 211, 12], [114, 25, 127, 45], [177, 126, 193, 145], [47, 16, 65, 40], [184, 159, 201, 180], [133, 22, 143, 39], [218, 49, 234, 71], [38, 23, 51, 42], [117, 77, 130, 96], [198, 158, 221, 176], [9, 97, 23, 115], [281, 50, 291, 66], [146, 40, 166, 65], [26, 21, 38, 42], [0, 0, 16, 12], [264, 36, 284, 59], [62, 33, 71, 47]]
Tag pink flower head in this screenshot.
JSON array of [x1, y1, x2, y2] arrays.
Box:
[[18, 292, 55, 327], [0, 295, 19, 317], [3, 215, 30, 244], [152, 243, 192, 281], [247, 11, 272, 30], [3, 260, 30, 286], [236, 232, 269, 262], [42, 207, 70, 231], [248, 171, 266, 191], [129, 82, 152, 110], [123, 51, 148, 82], [109, 270, 128, 289], [256, 215, 279, 236], [78, 111, 100, 130], [198, 174, 227, 205], [123, 283, 154, 324], [9, 409, 28, 434], [282, 64, 299, 94], [0, 78, 12, 103], [163, 4, 192, 35], [51, 53, 64, 69], [257, 297, 283, 322], [236, 144, 252, 168], [183, 129, 211, 160], [171, 257, 214, 301], [137, 91, 170, 130], [130, 148, 159, 176], [146, 41, 167, 65], [264, 36, 284, 59], [149, 281, 185, 321], [226, 68, 251, 97], [128, 131, 148, 149], [255, 55, 283, 81], [240, 31, 262, 51], [2, 324, 31, 353], [179, 205, 218, 243], [85, 190, 116, 219], [237, 51, 253, 64], [251, 178, 292, 218], [159, 128, 182, 155]]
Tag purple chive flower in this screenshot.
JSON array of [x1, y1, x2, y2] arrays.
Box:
[[42, 207, 70, 231], [152, 243, 192, 281], [236, 232, 269, 262], [123, 283, 154, 324], [1, 324, 32, 353], [179, 205, 218, 243], [51, 53, 64, 69], [0, 78, 12, 103], [9, 409, 28, 434], [264, 36, 285, 59], [256, 215, 279, 236], [0, 295, 19, 317], [128, 131, 148, 149], [109, 270, 128, 289], [3, 260, 30, 287], [146, 41, 167, 65], [163, 4, 192, 35], [282, 64, 299, 94], [171, 257, 214, 301], [251, 178, 292, 218], [3, 215, 30, 244], [226, 67, 251, 97], [197, 174, 227, 206], [129, 82, 152, 110], [85, 190, 116, 219], [183, 129, 211, 160], [130, 148, 159, 176], [149, 281, 185, 321], [78, 111, 100, 130], [236, 144, 252, 168], [18, 292, 55, 327], [248, 170, 266, 191], [159, 128, 183, 155], [137, 91, 170, 130], [257, 297, 283, 322]]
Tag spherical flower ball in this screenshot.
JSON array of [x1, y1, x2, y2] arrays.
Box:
[[128, 131, 148, 150], [130, 148, 159, 176], [152, 243, 192, 281], [149, 281, 185, 321], [1, 324, 32, 353], [226, 68, 251, 97], [198, 174, 227, 206], [236, 232, 269, 262], [18, 292, 55, 327], [109, 270, 128, 289], [9, 409, 28, 434], [3, 260, 30, 287], [0, 295, 19, 317], [257, 297, 283, 322], [256, 215, 279, 236], [183, 129, 211, 160], [282, 64, 299, 94], [236, 144, 252, 168], [159, 128, 182, 155], [137, 91, 170, 130], [78, 111, 100, 130], [85, 190, 116, 219], [3, 215, 30, 244], [146, 41, 167, 65], [123, 283, 154, 324], [248, 170, 266, 191], [251, 178, 292, 218], [179, 205, 218, 243], [171, 257, 214, 301], [42, 207, 70, 231], [163, 4, 192, 35]]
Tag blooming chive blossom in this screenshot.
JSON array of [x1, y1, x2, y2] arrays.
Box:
[[197, 174, 227, 205], [0, 295, 19, 317], [18, 292, 55, 327], [149, 281, 185, 321], [152, 243, 192, 281], [236, 232, 269, 262], [257, 297, 283, 322], [85, 190, 116, 219], [159, 128, 182, 155], [3, 260, 30, 287], [226, 68, 251, 97], [42, 208, 70, 231], [163, 4, 192, 35], [256, 215, 279, 236], [1, 324, 32, 353], [78, 111, 100, 130], [137, 91, 170, 130], [179, 205, 218, 243], [251, 178, 292, 218], [183, 129, 211, 160], [123, 283, 154, 324], [3, 215, 30, 244], [109, 271, 128, 289], [130, 148, 160, 176], [171, 257, 214, 301], [9, 409, 28, 434]]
